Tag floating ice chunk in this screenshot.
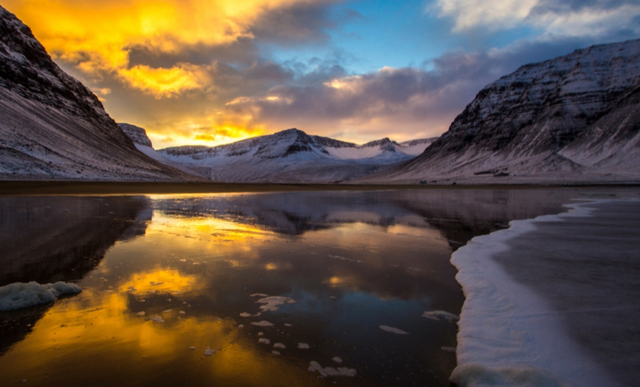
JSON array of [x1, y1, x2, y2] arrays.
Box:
[[149, 316, 164, 323], [258, 332, 264, 336], [441, 346, 456, 352], [259, 338, 271, 345], [162, 309, 172, 314], [179, 259, 187, 262], [379, 325, 409, 335], [308, 361, 357, 377], [250, 293, 269, 297], [240, 312, 261, 317], [179, 311, 185, 315], [204, 347, 215, 356], [422, 310, 459, 321], [189, 346, 196, 350], [256, 296, 296, 312], [251, 320, 274, 327], [298, 343, 310, 349], [238, 325, 244, 328], [333, 357, 343, 364], [272, 351, 281, 355], [284, 323, 293, 327], [273, 343, 286, 349], [136, 311, 146, 316], [0, 281, 82, 311], [328, 255, 354, 262]]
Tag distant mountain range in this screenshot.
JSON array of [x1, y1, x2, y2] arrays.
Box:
[[1, 3, 639, 185], [120, 124, 435, 183], [357, 39, 640, 184]]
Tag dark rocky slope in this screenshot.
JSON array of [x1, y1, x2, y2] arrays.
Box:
[[0, 6, 199, 181], [359, 39, 640, 184]]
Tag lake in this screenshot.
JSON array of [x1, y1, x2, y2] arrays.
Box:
[[0, 186, 633, 386]]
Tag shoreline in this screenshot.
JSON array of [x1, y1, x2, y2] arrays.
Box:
[[450, 199, 640, 386], [1, 180, 638, 196]]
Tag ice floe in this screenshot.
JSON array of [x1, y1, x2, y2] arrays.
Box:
[[251, 320, 274, 327], [239, 312, 261, 317], [272, 351, 281, 355], [149, 316, 164, 323], [136, 311, 146, 316], [308, 361, 357, 377], [284, 323, 293, 327], [258, 338, 271, 345], [250, 293, 269, 297], [379, 325, 408, 334], [422, 310, 459, 321], [298, 343, 310, 349], [189, 346, 196, 350], [204, 347, 215, 356], [0, 281, 82, 311], [332, 357, 343, 364], [273, 343, 286, 349], [255, 296, 296, 312]]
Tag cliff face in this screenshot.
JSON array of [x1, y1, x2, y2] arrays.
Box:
[[369, 39, 640, 184], [0, 6, 198, 181]]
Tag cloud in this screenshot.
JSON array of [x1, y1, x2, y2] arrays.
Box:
[[432, 0, 640, 36], [119, 63, 214, 98], [3, 0, 331, 97]]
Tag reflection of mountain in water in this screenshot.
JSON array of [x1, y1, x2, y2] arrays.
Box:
[[153, 188, 599, 245], [0, 195, 151, 355], [0, 196, 151, 286]]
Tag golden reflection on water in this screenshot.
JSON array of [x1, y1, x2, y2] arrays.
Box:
[[0, 196, 456, 386]]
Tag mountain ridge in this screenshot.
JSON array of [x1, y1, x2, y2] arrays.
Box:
[[356, 39, 640, 184], [0, 6, 201, 182], [123, 126, 436, 183]]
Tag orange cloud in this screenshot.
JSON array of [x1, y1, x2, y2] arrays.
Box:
[[4, 0, 317, 97], [119, 64, 213, 98]]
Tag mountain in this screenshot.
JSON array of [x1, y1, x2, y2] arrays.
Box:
[[155, 128, 436, 183], [358, 39, 640, 185], [0, 6, 199, 181]]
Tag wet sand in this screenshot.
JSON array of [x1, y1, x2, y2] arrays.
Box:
[[492, 200, 640, 386]]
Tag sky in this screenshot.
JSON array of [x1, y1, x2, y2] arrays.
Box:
[[4, 0, 640, 148]]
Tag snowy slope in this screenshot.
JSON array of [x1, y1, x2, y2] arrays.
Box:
[[157, 128, 436, 183], [358, 39, 640, 185], [0, 6, 200, 182]]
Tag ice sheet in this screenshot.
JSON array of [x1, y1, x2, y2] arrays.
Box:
[[450, 200, 624, 387]]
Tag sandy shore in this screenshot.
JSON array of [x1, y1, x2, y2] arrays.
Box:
[[451, 198, 640, 386]]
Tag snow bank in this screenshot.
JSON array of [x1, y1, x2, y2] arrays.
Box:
[[451, 201, 619, 387], [0, 281, 81, 311]]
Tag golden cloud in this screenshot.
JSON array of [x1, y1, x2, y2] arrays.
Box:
[[4, 0, 315, 97]]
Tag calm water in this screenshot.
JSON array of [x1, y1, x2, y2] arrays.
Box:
[[0, 188, 631, 386]]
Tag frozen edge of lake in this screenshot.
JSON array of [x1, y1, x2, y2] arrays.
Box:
[[450, 199, 629, 387]]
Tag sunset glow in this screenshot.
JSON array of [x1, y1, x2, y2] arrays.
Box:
[[3, 0, 640, 147]]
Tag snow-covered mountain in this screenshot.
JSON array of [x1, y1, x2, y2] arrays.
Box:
[[155, 128, 435, 183], [0, 6, 199, 181], [358, 39, 640, 185]]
